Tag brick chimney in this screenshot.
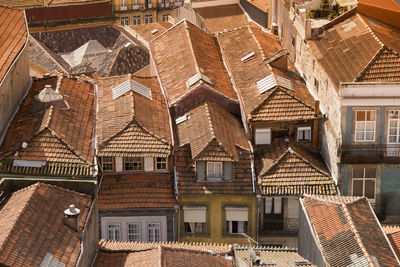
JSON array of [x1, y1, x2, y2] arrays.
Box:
[[64, 204, 80, 232]]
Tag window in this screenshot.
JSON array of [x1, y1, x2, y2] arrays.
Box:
[[355, 110, 376, 142], [162, 14, 169, 22], [124, 157, 142, 170], [255, 128, 271, 145], [156, 157, 167, 170], [120, 0, 128, 9], [102, 156, 113, 171], [120, 16, 129, 26], [127, 223, 141, 241], [225, 207, 248, 234], [207, 162, 222, 180], [352, 167, 376, 202], [388, 110, 400, 144], [264, 197, 282, 214], [147, 223, 160, 242], [144, 14, 153, 24], [183, 206, 207, 234], [132, 15, 141, 25], [107, 224, 121, 241], [297, 126, 311, 141]]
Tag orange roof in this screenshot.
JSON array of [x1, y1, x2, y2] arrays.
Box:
[[96, 73, 172, 157], [0, 183, 92, 267], [129, 22, 170, 43], [358, 0, 400, 29], [248, 0, 268, 12], [0, 76, 95, 177], [194, 4, 249, 34], [98, 173, 176, 210], [0, 0, 110, 8], [256, 139, 336, 196], [302, 195, 399, 266], [0, 6, 27, 84], [150, 20, 237, 106], [175, 101, 249, 161]]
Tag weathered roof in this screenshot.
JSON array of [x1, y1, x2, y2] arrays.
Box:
[[256, 139, 336, 196], [217, 26, 316, 121], [383, 225, 400, 259], [128, 22, 171, 43], [97, 73, 171, 157], [98, 172, 176, 210], [302, 195, 399, 266], [309, 12, 400, 88], [150, 19, 237, 106], [0, 0, 110, 8], [175, 101, 249, 161], [0, 6, 28, 84], [234, 247, 316, 267], [358, 0, 400, 29], [0, 76, 95, 177], [194, 4, 249, 34], [0, 183, 92, 267]]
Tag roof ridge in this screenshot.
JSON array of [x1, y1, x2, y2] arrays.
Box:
[[133, 120, 171, 147], [216, 26, 249, 35], [98, 120, 134, 148], [247, 26, 267, 62], [290, 148, 331, 177], [30, 36, 69, 73], [354, 47, 386, 82], [341, 202, 375, 266], [357, 13, 385, 47], [204, 101, 216, 139], [184, 20, 201, 75]]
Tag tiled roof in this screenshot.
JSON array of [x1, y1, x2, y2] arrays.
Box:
[[0, 183, 92, 267], [302, 195, 399, 266], [150, 20, 237, 106], [309, 12, 400, 88], [128, 22, 170, 43], [0, 0, 109, 8], [383, 226, 400, 259], [98, 173, 176, 210], [217, 26, 316, 121], [247, 0, 268, 12], [0, 76, 95, 177], [0, 6, 27, 84], [175, 101, 249, 161], [234, 247, 316, 267], [358, 0, 400, 29], [256, 139, 336, 196], [99, 239, 233, 254], [97, 74, 171, 157], [194, 4, 249, 34]]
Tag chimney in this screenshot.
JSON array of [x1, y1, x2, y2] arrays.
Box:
[[35, 84, 63, 103], [64, 204, 80, 232]]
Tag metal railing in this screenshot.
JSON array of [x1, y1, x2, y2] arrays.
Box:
[[341, 144, 400, 163]]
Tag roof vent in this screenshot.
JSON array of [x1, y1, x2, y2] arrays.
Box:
[[175, 115, 188, 124], [288, 147, 294, 154], [151, 29, 158, 34], [112, 79, 152, 100], [241, 51, 255, 62], [64, 204, 80, 232], [275, 75, 294, 91], [21, 142, 28, 149], [35, 85, 63, 103], [186, 73, 214, 88], [257, 75, 276, 94]]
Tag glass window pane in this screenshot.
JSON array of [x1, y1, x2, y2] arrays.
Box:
[[356, 111, 365, 121], [355, 132, 364, 141], [366, 122, 375, 131], [215, 163, 222, 178], [389, 136, 397, 143], [353, 168, 364, 178], [355, 122, 365, 131], [366, 111, 375, 121], [352, 180, 363, 196], [366, 132, 374, 141], [365, 168, 376, 178], [365, 180, 375, 199]]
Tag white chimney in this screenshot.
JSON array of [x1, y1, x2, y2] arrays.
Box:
[[64, 204, 80, 232]]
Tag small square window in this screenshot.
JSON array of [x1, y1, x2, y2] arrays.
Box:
[[207, 162, 222, 180], [107, 224, 121, 241], [124, 157, 142, 171], [102, 156, 113, 171], [297, 126, 311, 141], [156, 157, 167, 170], [255, 128, 271, 145], [145, 14, 154, 24], [133, 15, 141, 25], [147, 223, 160, 242], [128, 223, 141, 241], [162, 14, 169, 22], [226, 221, 248, 234], [120, 16, 129, 26]]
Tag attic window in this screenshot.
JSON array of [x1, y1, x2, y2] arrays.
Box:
[[132, 80, 152, 99], [275, 75, 294, 91], [241, 51, 255, 62], [175, 115, 188, 124], [112, 80, 152, 100], [186, 73, 214, 88], [151, 29, 158, 34], [257, 75, 276, 94]]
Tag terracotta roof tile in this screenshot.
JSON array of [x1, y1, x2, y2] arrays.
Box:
[[302, 195, 399, 266], [194, 4, 249, 34], [0, 6, 27, 84], [218, 26, 316, 121], [0, 76, 95, 177], [0, 183, 92, 267], [358, 0, 400, 29], [256, 139, 336, 196], [98, 172, 176, 210], [386, 229, 400, 259], [151, 20, 237, 106], [129, 22, 169, 43], [175, 101, 249, 161], [97, 74, 172, 157]]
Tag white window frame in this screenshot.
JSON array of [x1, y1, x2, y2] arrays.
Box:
[[102, 156, 114, 171], [206, 162, 222, 180], [107, 223, 121, 241], [297, 126, 312, 142], [120, 16, 129, 26], [127, 223, 141, 241], [162, 14, 169, 22], [147, 222, 161, 242], [144, 14, 154, 24], [132, 15, 141, 25], [388, 110, 400, 144], [155, 157, 167, 170], [255, 128, 271, 145], [124, 157, 142, 171], [351, 167, 376, 203], [355, 110, 376, 142]]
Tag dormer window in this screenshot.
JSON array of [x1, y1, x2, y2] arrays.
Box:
[[297, 126, 311, 142], [102, 156, 114, 171], [196, 161, 233, 181], [155, 157, 167, 170], [124, 157, 142, 171]]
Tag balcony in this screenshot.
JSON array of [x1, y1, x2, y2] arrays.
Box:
[[341, 144, 400, 164]]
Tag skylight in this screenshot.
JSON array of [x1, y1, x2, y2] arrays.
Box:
[[175, 115, 188, 124], [241, 51, 255, 62], [111, 79, 152, 100], [257, 75, 276, 94], [112, 80, 131, 100], [151, 29, 158, 34]]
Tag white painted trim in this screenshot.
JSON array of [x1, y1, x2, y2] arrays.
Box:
[[341, 98, 400, 106]]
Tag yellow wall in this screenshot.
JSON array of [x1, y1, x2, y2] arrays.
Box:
[[178, 195, 257, 245]]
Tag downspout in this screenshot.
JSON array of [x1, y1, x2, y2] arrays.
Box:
[[75, 198, 96, 267]]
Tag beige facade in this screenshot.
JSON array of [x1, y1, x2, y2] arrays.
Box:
[[0, 48, 31, 143]]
